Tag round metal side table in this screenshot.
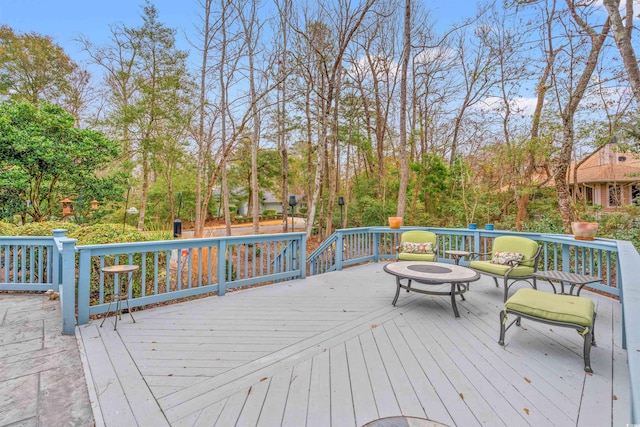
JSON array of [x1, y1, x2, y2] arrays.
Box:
[[100, 264, 139, 330]]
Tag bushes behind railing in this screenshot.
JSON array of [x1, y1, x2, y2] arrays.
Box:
[[75, 232, 307, 325]]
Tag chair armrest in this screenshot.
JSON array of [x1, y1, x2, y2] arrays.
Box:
[[468, 251, 491, 261], [513, 245, 542, 270], [513, 254, 535, 266]]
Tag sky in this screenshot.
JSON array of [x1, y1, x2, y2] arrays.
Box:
[[0, 0, 478, 66]]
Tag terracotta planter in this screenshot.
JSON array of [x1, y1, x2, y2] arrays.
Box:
[[388, 217, 403, 229], [571, 221, 599, 241]]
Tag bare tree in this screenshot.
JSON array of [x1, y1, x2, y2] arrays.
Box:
[[515, 0, 560, 230], [192, 0, 216, 238], [602, 0, 640, 106], [551, 0, 611, 227], [275, 0, 292, 232], [396, 0, 410, 217], [449, 25, 500, 165], [236, 0, 264, 235], [291, 0, 378, 239]]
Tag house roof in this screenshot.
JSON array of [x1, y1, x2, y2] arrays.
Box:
[[571, 143, 640, 184]]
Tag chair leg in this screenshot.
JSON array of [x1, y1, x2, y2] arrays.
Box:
[[503, 278, 510, 302], [583, 328, 593, 373], [498, 311, 506, 345]]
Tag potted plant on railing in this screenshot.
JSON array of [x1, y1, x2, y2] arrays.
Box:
[[388, 216, 403, 228], [570, 207, 600, 240], [571, 221, 598, 240]]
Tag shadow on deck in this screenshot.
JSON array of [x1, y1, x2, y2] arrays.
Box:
[[78, 262, 629, 427]]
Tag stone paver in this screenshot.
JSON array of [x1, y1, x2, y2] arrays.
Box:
[[0, 294, 94, 427]]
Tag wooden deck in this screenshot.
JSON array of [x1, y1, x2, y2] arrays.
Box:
[[77, 262, 629, 427]]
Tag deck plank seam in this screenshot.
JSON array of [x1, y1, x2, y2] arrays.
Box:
[[156, 297, 424, 415]]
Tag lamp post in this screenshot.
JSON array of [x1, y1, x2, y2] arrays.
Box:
[[288, 195, 297, 232], [338, 196, 344, 229], [173, 192, 182, 238]]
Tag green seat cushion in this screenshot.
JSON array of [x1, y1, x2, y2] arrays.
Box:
[[493, 236, 539, 267], [400, 230, 437, 245], [398, 252, 436, 262], [505, 288, 594, 327], [398, 231, 437, 262], [469, 260, 533, 277]]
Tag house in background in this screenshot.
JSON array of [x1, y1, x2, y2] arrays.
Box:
[[261, 191, 282, 213], [235, 191, 305, 216], [570, 141, 640, 211]]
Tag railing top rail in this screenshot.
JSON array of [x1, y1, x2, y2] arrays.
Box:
[[0, 236, 57, 244], [328, 227, 619, 250], [76, 232, 306, 253], [308, 232, 339, 259]]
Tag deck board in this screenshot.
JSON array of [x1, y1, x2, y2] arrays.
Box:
[[78, 262, 629, 426], [281, 358, 312, 426], [344, 336, 379, 426]]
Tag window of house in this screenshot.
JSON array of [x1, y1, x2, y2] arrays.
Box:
[[609, 185, 622, 207], [584, 186, 593, 204], [632, 185, 640, 206]]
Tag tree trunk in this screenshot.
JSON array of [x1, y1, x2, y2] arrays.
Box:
[[555, 2, 610, 227], [602, 0, 640, 106], [396, 0, 410, 218], [194, 0, 213, 238]]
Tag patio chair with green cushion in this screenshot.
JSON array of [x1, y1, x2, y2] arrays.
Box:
[[396, 230, 438, 262], [468, 235, 542, 302]]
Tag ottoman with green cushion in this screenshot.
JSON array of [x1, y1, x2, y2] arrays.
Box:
[[498, 288, 597, 373]]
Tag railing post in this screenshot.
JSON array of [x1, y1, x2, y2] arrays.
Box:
[[373, 232, 379, 263], [473, 230, 481, 253], [77, 249, 91, 325], [300, 233, 307, 279], [51, 229, 67, 287], [60, 237, 77, 335], [562, 243, 571, 272], [336, 231, 344, 271], [217, 241, 226, 296]]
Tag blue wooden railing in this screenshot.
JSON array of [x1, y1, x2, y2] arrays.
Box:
[[74, 232, 306, 329], [308, 227, 621, 296], [1, 226, 639, 422]]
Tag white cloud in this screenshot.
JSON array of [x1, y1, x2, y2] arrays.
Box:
[[346, 54, 400, 82], [414, 47, 455, 65], [473, 96, 539, 118]]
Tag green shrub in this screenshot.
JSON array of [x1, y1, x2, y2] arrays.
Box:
[[68, 224, 155, 245], [0, 221, 81, 237], [0, 222, 18, 236]]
